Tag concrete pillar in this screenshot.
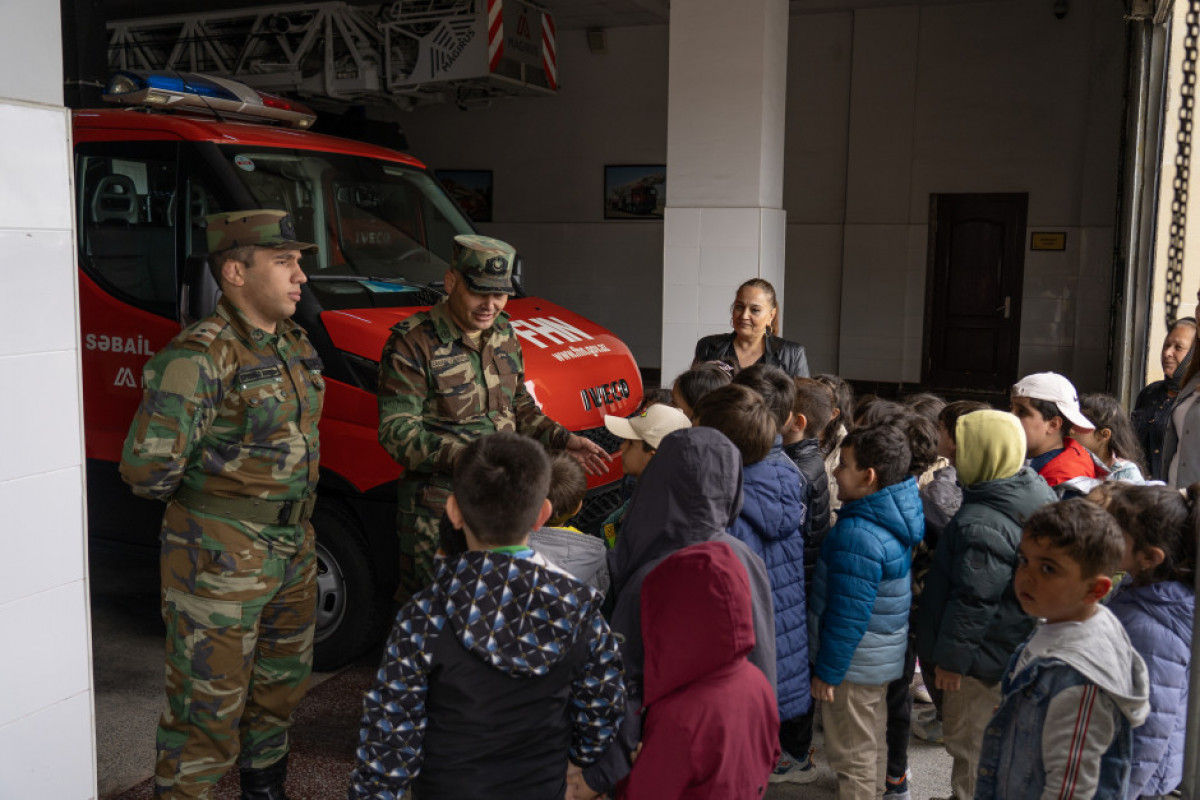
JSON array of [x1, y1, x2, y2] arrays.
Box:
[[660, 0, 789, 381], [0, 2, 96, 798]]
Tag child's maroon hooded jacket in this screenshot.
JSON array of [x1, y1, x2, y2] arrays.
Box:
[[621, 541, 780, 799]]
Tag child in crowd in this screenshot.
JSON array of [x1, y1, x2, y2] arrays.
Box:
[[880, 408, 942, 800], [815, 373, 854, 518], [693, 383, 812, 782], [809, 424, 924, 800], [349, 433, 625, 799], [1101, 484, 1196, 799], [923, 400, 992, 544], [904, 393, 948, 488], [577, 426, 778, 798], [531, 453, 610, 592], [783, 378, 835, 587], [1077, 393, 1147, 482], [599, 403, 692, 548], [671, 362, 733, 420], [975, 499, 1149, 800], [1010, 371, 1097, 487], [620, 541, 780, 799], [913, 410, 1056, 800]]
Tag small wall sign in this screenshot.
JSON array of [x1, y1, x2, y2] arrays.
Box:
[[1031, 232, 1067, 251]]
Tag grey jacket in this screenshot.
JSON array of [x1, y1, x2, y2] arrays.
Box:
[[1160, 373, 1200, 488]]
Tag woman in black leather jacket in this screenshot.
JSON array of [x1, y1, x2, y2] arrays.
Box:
[[1132, 316, 1196, 479], [692, 278, 810, 376]]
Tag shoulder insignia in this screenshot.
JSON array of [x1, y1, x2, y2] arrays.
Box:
[[179, 317, 229, 351], [391, 311, 430, 337]]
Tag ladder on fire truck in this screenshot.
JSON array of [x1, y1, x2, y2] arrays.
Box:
[[106, 0, 558, 109]]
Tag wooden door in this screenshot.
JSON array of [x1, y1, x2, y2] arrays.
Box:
[[923, 193, 1027, 391]]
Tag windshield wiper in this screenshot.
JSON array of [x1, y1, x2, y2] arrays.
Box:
[[306, 274, 445, 296]]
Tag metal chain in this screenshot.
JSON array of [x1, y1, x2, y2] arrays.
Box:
[[1167, 0, 1199, 326]]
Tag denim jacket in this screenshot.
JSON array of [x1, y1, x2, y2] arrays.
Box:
[[976, 606, 1149, 800]]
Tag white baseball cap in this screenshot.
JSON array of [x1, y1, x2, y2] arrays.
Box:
[[1011, 372, 1095, 431], [603, 404, 692, 450]]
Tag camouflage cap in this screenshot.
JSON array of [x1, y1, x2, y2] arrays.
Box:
[[452, 234, 516, 295], [205, 209, 318, 254]]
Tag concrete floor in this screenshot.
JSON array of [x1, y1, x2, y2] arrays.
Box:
[[90, 544, 954, 799]]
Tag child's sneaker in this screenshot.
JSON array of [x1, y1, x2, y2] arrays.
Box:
[[769, 749, 819, 784], [884, 770, 912, 800], [910, 713, 944, 744]]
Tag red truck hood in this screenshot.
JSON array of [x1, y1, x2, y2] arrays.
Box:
[[321, 297, 643, 431]]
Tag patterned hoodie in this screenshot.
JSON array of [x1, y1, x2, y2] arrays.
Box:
[[348, 551, 625, 799]]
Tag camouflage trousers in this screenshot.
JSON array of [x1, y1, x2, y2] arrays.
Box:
[[395, 473, 452, 602], [154, 503, 316, 799]]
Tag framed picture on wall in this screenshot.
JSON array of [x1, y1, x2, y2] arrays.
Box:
[[604, 164, 666, 220], [435, 169, 493, 223]]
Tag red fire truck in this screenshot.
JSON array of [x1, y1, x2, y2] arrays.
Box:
[[77, 71, 641, 669]]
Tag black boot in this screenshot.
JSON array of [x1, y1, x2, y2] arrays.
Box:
[[239, 754, 290, 800]]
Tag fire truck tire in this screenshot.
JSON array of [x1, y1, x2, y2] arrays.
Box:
[[311, 502, 387, 672]]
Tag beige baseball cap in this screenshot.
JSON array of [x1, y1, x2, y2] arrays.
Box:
[[604, 404, 692, 450]]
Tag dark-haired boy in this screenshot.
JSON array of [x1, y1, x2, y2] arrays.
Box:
[[1010, 372, 1097, 488], [531, 453, 610, 592], [693, 384, 813, 783], [975, 499, 1149, 800], [349, 433, 625, 799], [809, 425, 925, 800]]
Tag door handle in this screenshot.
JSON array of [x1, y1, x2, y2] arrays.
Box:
[[996, 296, 1011, 319]]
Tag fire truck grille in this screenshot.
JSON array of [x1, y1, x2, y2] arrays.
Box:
[[576, 425, 622, 454]]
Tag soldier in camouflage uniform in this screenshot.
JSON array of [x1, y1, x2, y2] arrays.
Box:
[[378, 234, 610, 599], [120, 210, 325, 800]]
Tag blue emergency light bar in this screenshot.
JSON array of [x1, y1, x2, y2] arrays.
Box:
[[103, 70, 317, 129]]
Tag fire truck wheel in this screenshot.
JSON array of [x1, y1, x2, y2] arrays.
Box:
[[312, 503, 387, 672]]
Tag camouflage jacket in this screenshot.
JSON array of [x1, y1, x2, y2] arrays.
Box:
[[120, 296, 324, 504], [378, 298, 570, 476]]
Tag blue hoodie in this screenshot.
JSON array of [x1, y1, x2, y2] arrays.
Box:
[[727, 439, 810, 720], [808, 476, 924, 686]]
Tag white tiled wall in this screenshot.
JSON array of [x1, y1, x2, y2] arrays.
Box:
[[0, 2, 96, 795]]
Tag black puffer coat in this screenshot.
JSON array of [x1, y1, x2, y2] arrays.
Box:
[[913, 467, 1055, 682], [782, 437, 830, 586]]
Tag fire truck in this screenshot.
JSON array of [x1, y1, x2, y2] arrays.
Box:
[[77, 70, 641, 669]]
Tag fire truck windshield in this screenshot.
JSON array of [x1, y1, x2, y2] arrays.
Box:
[[218, 146, 475, 309]]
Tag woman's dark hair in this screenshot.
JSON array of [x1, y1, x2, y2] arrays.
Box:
[[1102, 483, 1198, 585], [814, 373, 855, 450], [1078, 393, 1146, 474], [674, 364, 733, 412], [736, 278, 780, 337]]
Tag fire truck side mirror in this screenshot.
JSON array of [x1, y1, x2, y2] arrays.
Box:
[[180, 253, 221, 326]]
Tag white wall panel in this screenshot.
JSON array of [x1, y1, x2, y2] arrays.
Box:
[[0, 467, 86, 607], [0, 693, 95, 800]]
